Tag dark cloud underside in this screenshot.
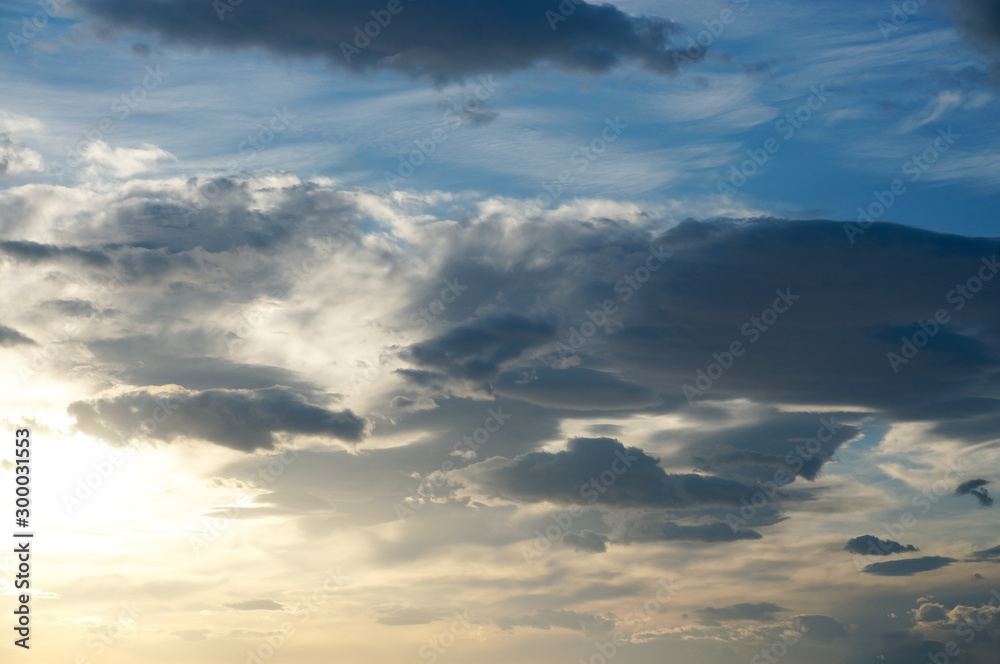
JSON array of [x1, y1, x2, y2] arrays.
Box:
[[79, 0, 692, 81]]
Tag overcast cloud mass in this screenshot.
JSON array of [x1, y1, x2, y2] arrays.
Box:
[[0, 0, 998, 662]]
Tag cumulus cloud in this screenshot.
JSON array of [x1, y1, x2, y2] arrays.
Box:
[[69, 385, 368, 451], [78, 0, 696, 82], [845, 535, 919, 556], [861, 556, 958, 576], [0, 133, 43, 176]]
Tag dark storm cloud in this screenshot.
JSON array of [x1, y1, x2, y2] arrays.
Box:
[[955, 478, 994, 506], [0, 239, 112, 268], [695, 602, 785, 625], [494, 609, 615, 636], [492, 366, 659, 411], [459, 437, 754, 508], [223, 599, 284, 611], [69, 385, 368, 451], [78, 0, 693, 81], [402, 312, 556, 380], [861, 556, 958, 576], [845, 535, 919, 556], [412, 217, 1000, 450], [947, 0, 1000, 58], [0, 325, 36, 347]]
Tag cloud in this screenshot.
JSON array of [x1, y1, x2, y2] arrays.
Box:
[[371, 605, 443, 626], [223, 599, 285, 611], [608, 512, 762, 544], [492, 367, 659, 411], [0, 133, 43, 176], [970, 544, 1000, 561], [956, 478, 994, 506], [563, 530, 609, 553], [456, 437, 755, 508], [78, 0, 695, 82], [69, 385, 368, 451], [172, 629, 210, 641], [0, 325, 36, 347], [402, 312, 556, 380], [695, 602, 785, 625], [796, 614, 848, 642], [845, 535, 919, 556], [861, 556, 958, 576], [0, 240, 112, 268], [78, 141, 174, 179], [494, 609, 615, 636], [947, 0, 1000, 63]]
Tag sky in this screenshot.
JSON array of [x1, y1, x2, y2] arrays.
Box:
[[1, 0, 999, 662]]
